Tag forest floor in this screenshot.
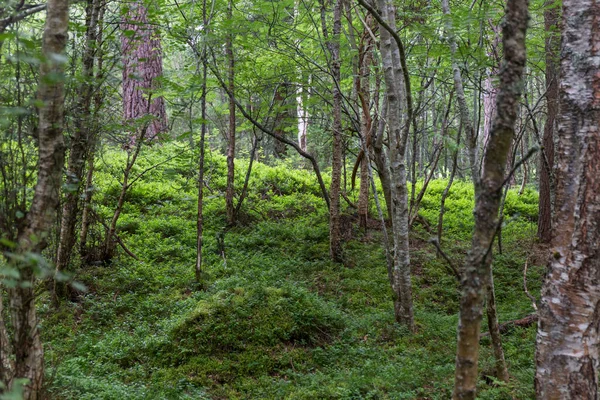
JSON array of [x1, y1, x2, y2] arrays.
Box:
[[42, 145, 543, 399]]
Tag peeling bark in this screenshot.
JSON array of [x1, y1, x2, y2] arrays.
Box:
[[535, 0, 600, 397]]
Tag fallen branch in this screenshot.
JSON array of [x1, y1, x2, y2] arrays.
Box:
[[480, 313, 538, 339]]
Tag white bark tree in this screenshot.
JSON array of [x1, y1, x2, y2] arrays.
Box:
[[535, 0, 600, 397]]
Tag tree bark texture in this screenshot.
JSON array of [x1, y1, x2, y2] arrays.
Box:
[[453, 1, 529, 398], [377, 0, 414, 330], [121, 0, 167, 143], [537, 0, 559, 243], [535, 1, 600, 397], [55, 0, 101, 298], [4, 0, 69, 397], [273, 85, 288, 159]]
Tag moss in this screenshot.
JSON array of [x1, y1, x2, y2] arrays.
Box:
[[169, 284, 345, 358]]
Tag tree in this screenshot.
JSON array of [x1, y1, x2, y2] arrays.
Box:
[[365, 0, 415, 329], [320, 0, 344, 263], [0, 0, 69, 396], [54, 0, 103, 301], [537, 0, 559, 243], [121, 0, 168, 144], [225, 0, 236, 226], [453, 0, 529, 397], [535, 0, 600, 396]]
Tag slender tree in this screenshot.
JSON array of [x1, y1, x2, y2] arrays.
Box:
[[0, 0, 69, 396], [441, 0, 480, 197], [196, 0, 209, 284], [54, 0, 102, 301], [453, 0, 529, 397], [374, 0, 414, 329], [537, 0, 559, 243], [225, 0, 236, 226], [320, 0, 344, 263]]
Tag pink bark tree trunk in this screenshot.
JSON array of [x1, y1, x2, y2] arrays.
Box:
[[121, 0, 167, 142]]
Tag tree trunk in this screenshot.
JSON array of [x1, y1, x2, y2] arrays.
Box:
[[371, 97, 393, 220], [535, 0, 600, 397], [438, 120, 462, 255], [4, 0, 69, 397], [453, 1, 529, 398], [441, 0, 480, 197], [225, 0, 236, 226], [121, 0, 167, 142], [80, 3, 106, 256], [357, 21, 374, 232], [195, 0, 209, 285], [320, 0, 344, 263], [54, 0, 101, 300], [537, 0, 558, 243], [376, 0, 414, 330], [485, 268, 509, 382], [296, 84, 308, 152], [121, 0, 167, 144], [273, 85, 288, 159]]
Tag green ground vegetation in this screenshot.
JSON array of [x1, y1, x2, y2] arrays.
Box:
[[42, 144, 542, 399]]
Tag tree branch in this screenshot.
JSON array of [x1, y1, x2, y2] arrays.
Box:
[[429, 238, 461, 281], [207, 48, 331, 210]]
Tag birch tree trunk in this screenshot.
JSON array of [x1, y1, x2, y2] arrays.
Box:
[[535, 1, 600, 397], [453, 0, 529, 398], [5, 0, 69, 397], [376, 0, 414, 330], [296, 85, 308, 152], [80, 4, 106, 255]]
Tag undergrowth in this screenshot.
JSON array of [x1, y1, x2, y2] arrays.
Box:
[[42, 144, 542, 399]]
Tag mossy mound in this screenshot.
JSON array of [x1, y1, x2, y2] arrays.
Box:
[[169, 285, 345, 358]]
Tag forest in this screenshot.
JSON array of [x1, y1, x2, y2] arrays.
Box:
[[0, 0, 599, 398]]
